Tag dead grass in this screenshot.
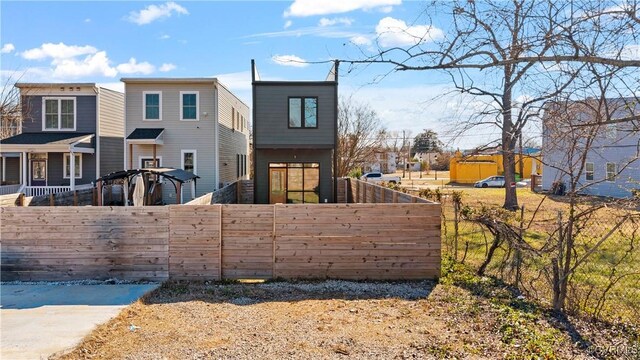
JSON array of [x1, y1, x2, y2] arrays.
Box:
[[54, 264, 638, 359]]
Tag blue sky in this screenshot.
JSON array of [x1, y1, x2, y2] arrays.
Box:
[[1, 0, 503, 148]]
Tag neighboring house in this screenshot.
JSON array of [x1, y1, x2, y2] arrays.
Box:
[[414, 152, 438, 166], [450, 148, 542, 184], [364, 150, 397, 174], [0, 83, 124, 196], [542, 99, 640, 198], [251, 60, 338, 204], [123, 78, 249, 204]]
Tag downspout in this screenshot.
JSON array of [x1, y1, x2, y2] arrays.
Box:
[[95, 86, 100, 181], [214, 82, 220, 190]]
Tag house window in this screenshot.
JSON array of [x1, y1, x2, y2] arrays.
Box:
[[605, 124, 617, 140], [181, 150, 196, 174], [63, 153, 82, 179], [43, 98, 76, 130], [180, 91, 199, 121], [288, 97, 318, 128], [606, 162, 616, 181], [140, 157, 161, 168], [143, 91, 162, 121], [585, 162, 594, 181]]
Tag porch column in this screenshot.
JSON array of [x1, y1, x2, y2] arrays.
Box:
[[153, 144, 157, 167], [190, 180, 196, 200], [69, 151, 76, 190], [129, 143, 133, 169], [2, 156, 6, 183], [21, 152, 27, 186]]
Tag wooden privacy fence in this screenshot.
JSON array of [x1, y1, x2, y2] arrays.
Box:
[[1, 203, 441, 281]]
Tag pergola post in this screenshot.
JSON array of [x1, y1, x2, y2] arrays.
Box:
[[176, 182, 182, 204], [153, 144, 157, 167], [129, 143, 133, 169], [97, 180, 103, 206], [123, 177, 129, 206]]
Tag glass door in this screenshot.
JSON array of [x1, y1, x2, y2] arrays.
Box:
[[269, 168, 286, 204], [31, 160, 47, 186]]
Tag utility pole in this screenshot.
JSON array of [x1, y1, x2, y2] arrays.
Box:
[[402, 130, 406, 178]]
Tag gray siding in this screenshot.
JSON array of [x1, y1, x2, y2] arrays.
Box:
[[254, 149, 334, 204], [217, 83, 250, 186], [46, 152, 96, 186], [22, 96, 97, 133], [542, 116, 640, 198], [1, 157, 20, 184], [254, 84, 336, 148], [125, 82, 217, 204], [98, 88, 125, 177]]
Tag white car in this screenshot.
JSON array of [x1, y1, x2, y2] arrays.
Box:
[[474, 176, 505, 188], [360, 172, 401, 184]]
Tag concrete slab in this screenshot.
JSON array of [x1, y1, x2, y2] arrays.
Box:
[[1, 284, 159, 359]]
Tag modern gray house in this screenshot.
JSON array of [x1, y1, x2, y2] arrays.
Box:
[[0, 83, 124, 196], [542, 98, 640, 198], [251, 60, 338, 204], [122, 78, 249, 204]]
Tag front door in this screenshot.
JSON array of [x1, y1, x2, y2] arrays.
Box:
[[269, 168, 286, 204], [31, 160, 46, 186]]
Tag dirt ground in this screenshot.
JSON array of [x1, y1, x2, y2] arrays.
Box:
[[54, 264, 638, 360]]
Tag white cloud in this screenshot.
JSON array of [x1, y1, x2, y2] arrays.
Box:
[[350, 35, 372, 45], [620, 44, 640, 60], [84, 18, 91, 23], [215, 71, 252, 91], [126, 1, 189, 25], [319, 17, 354, 27], [159, 34, 171, 40], [116, 58, 155, 74], [159, 63, 176, 72], [284, 0, 401, 17], [97, 82, 125, 93], [284, 20, 293, 29], [21, 42, 97, 60], [375, 17, 444, 47], [272, 54, 309, 67], [1, 43, 15, 54], [52, 51, 117, 78]]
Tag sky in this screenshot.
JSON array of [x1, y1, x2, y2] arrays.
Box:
[[0, 0, 505, 149]]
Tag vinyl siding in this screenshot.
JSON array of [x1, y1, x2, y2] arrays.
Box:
[[1, 157, 20, 184], [98, 88, 125, 177], [254, 149, 333, 204], [125, 82, 217, 203], [254, 84, 336, 148], [217, 83, 250, 186], [22, 95, 97, 133], [46, 152, 96, 186]]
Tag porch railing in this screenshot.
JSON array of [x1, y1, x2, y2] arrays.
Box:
[[24, 186, 72, 197], [0, 184, 22, 195]]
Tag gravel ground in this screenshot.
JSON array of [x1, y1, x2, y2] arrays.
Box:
[[53, 278, 639, 360]]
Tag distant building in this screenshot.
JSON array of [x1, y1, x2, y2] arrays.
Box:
[[449, 148, 542, 184]]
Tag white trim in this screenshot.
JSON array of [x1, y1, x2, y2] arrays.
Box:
[[1, 144, 95, 154], [138, 155, 162, 168], [63, 153, 83, 179], [96, 87, 101, 179], [585, 162, 594, 181], [179, 91, 200, 121], [181, 149, 197, 175], [605, 162, 617, 182], [214, 86, 220, 190], [22, 86, 97, 97], [142, 91, 162, 121], [42, 97, 77, 131]]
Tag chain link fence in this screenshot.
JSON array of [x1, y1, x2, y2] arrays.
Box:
[[418, 188, 639, 326]]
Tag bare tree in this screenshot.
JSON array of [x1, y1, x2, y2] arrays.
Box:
[[346, 0, 640, 210], [336, 96, 386, 177], [0, 73, 27, 139]]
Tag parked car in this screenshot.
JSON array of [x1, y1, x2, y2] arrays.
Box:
[[516, 178, 531, 188], [474, 176, 505, 188], [360, 172, 401, 184]]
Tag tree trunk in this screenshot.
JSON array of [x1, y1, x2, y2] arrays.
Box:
[[501, 80, 519, 210]]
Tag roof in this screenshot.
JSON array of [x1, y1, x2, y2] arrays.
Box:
[[16, 83, 96, 88], [126, 128, 165, 140], [96, 168, 199, 184], [120, 78, 217, 84], [0, 132, 94, 145]]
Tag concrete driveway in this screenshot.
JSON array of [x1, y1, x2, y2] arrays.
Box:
[[1, 283, 159, 359]]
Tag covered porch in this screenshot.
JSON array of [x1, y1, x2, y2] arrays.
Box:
[[126, 128, 164, 169], [0, 133, 95, 196]]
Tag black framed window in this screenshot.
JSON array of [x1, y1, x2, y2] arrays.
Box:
[[269, 162, 319, 203], [288, 97, 317, 128]]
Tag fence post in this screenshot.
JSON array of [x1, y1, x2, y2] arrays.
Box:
[[73, 190, 78, 206], [355, 180, 359, 203], [218, 204, 223, 280], [18, 193, 24, 206], [363, 182, 367, 203], [381, 187, 385, 203], [236, 181, 241, 204], [272, 204, 277, 278], [393, 191, 398, 203], [49, 193, 55, 206]]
